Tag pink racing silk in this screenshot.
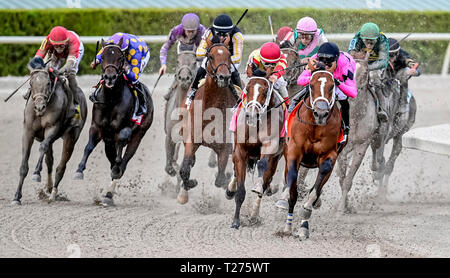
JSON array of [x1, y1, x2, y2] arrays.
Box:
[[297, 52, 358, 98]]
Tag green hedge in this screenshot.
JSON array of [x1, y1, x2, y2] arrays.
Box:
[[0, 8, 449, 76]]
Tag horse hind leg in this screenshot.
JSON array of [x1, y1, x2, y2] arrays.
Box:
[[178, 143, 200, 204], [45, 145, 54, 194], [74, 125, 101, 180], [378, 135, 403, 202], [50, 134, 76, 202], [165, 132, 177, 176], [215, 148, 231, 189]]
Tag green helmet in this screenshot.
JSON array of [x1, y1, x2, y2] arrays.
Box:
[[360, 22, 380, 40]]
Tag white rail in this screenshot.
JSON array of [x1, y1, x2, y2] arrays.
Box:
[[1, 33, 449, 75]]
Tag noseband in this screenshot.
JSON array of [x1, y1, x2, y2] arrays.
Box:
[[205, 43, 232, 81], [307, 70, 336, 112], [243, 77, 274, 124]]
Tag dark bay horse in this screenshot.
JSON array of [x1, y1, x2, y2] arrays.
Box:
[[280, 47, 304, 97], [283, 68, 341, 240], [226, 73, 285, 229], [177, 36, 236, 204], [13, 61, 87, 204], [164, 42, 197, 178], [73, 38, 154, 206]]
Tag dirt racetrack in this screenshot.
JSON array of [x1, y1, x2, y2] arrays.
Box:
[[0, 74, 449, 258]]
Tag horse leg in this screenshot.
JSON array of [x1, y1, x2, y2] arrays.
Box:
[[32, 126, 59, 183], [378, 134, 403, 202], [297, 156, 335, 240], [12, 129, 34, 205], [208, 149, 217, 168], [283, 151, 302, 234], [101, 141, 119, 206], [49, 132, 76, 202], [337, 142, 370, 214], [178, 142, 200, 204], [231, 146, 247, 229], [215, 148, 231, 188], [165, 132, 177, 176], [296, 166, 310, 201], [119, 130, 144, 178], [371, 140, 386, 187], [111, 127, 133, 180], [74, 125, 101, 180], [45, 144, 54, 194]]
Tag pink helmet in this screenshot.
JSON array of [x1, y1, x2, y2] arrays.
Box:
[[296, 17, 317, 35]]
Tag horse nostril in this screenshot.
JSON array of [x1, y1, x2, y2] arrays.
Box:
[[324, 112, 329, 118], [313, 111, 318, 118]]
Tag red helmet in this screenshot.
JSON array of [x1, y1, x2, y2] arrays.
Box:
[[260, 42, 281, 64], [49, 26, 69, 45], [276, 26, 294, 43]]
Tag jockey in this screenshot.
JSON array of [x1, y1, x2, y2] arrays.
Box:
[[348, 22, 389, 122], [386, 37, 421, 114], [293, 17, 328, 64], [275, 26, 295, 49], [185, 14, 245, 108], [159, 13, 207, 100], [244, 42, 289, 106], [290, 42, 357, 145], [91, 32, 150, 116], [29, 26, 84, 121]]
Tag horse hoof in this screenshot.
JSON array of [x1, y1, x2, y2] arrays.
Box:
[[225, 189, 236, 200], [48, 189, 57, 203], [215, 174, 229, 189], [32, 174, 41, 183], [187, 179, 198, 189], [101, 197, 114, 207], [73, 171, 84, 180], [165, 165, 177, 177], [251, 183, 263, 196], [275, 199, 289, 210], [313, 197, 322, 209], [177, 188, 189, 205], [231, 222, 240, 229], [299, 206, 312, 220], [295, 227, 310, 240], [283, 225, 292, 235], [11, 200, 21, 206], [111, 166, 122, 180]]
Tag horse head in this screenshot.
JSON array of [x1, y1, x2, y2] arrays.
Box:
[[176, 42, 197, 90], [205, 35, 232, 88], [308, 68, 336, 125], [243, 73, 273, 127], [353, 51, 370, 90], [28, 59, 52, 116], [281, 48, 303, 86], [100, 37, 125, 89]]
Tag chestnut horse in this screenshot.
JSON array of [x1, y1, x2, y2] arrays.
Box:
[[283, 67, 341, 240], [177, 36, 237, 204], [226, 73, 285, 229]]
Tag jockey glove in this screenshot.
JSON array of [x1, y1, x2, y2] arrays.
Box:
[[191, 67, 207, 91]]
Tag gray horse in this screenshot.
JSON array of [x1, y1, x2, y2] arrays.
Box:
[[13, 64, 87, 204], [369, 69, 417, 201], [280, 47, 304, 98], [164, 43, 197, 178]]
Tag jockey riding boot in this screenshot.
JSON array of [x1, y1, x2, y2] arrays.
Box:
[[163, 80, 178, 101], [397, 83, 409, 114], [288, 87, 309, 113], [279, 85, 290, 106], [67, 73, 80, 125], [186, 67, 206, 108], [374, 85, 388, 122], [338, 99, 350, 148], [133, 81, 148, 116]]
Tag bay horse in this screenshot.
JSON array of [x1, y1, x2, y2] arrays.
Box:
[[164, 42, 197, 178], [226, 73, 285, 229], [177, 36, 236, 204], [13, 59, 87, 204], [73, 38, 154, 206], [283, 66, 341, 239], [280, 47, 305, 97]]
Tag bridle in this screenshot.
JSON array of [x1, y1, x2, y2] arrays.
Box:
[[243, 77, 275, 125], [205, 43, 232, 82], [101, 44, 125, 76], [176, 50, 196, 80], [30, 69, 57, 104], [281, 48, 303, 86]]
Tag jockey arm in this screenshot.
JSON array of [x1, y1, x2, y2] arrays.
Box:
[[160, 25, 180, 66], [195, 30, 210, 60], [368, 38, 389, 71], [230, 32, 244, 65]]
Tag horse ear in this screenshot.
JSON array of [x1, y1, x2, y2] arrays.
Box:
[[101, 38, 106, 48], [118, 37, 124, 48], [224, 34, 231, 46], [206, 35, 213, 48]]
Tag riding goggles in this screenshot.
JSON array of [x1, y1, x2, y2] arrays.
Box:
[[363, 39, 377, 46], [389, 51, 399, 58], [261, 60, 277, 67], [214, 30, 229, 37], [317, 53, 336, 67]]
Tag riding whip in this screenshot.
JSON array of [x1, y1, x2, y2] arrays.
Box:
[[389, 33, 412, 50], [234, 9, 249, 28], [268, 15, 275, 42], [151, 73, 163, 96], [93, 40, 99, 64], [4, 60, 51, 102]]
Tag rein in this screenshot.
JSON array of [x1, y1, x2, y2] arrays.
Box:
[[30, 69, 58, 104], [205, 43, 232, 81], [243, 76, 274, 117], [101, 44, 125, 75]]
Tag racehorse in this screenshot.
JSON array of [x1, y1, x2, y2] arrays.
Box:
[[370, 65, 417, 201], [226, 73, 285, 229], [73, 38, 154, 206], [164, 42, 197, 178], [177, 36, 237, 204], [282, 65, 341, 239], [280, 47, 305, 97], [13, 59, 87, 204]]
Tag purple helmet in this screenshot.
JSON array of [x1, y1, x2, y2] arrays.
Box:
[[106, 33, 129, 51], [181, 13, 200, 31], [296, 17, 317, 34]]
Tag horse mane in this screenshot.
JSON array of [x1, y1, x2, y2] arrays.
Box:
[[314, 61, 327, 72]]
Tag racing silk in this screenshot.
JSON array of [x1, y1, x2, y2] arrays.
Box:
[[196, 27, 244, 65], [294, 29, 328, 59], [247, 48, 288, 79], [348, 31, 389, 71], [96, 33, 149, 83], [389, 48, 420, 74], [297, 52, 358, 98], [159, 23, 206, 65], [36, 30, 81, 60]]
